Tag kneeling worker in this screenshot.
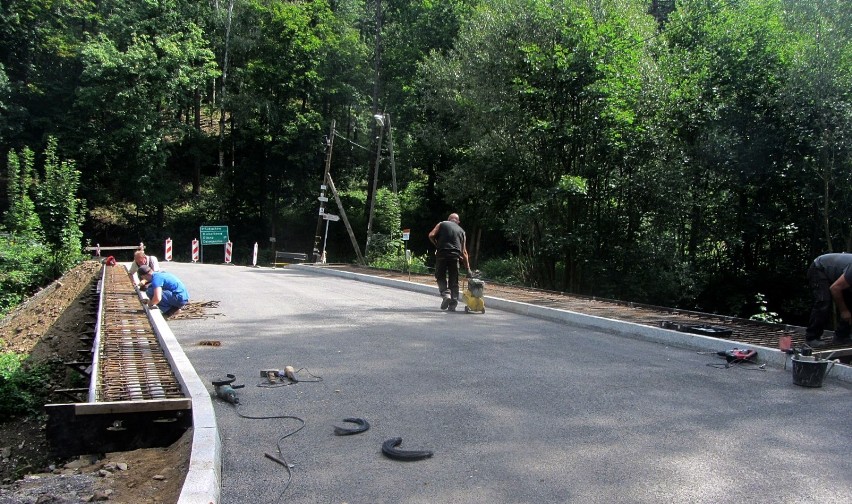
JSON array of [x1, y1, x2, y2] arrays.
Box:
[[137, 265, 190, 316]]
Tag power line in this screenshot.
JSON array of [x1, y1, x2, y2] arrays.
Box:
[[333, 131, 370, 151]]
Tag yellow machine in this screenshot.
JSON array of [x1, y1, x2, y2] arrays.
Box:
[[462, 276, 486, 314]]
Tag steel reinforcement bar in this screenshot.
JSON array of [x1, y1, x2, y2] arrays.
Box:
[[45, 263, 192, 458]]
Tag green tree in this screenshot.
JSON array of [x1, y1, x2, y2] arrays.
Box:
[[654, 0, 796, 312], [781, 0, 852, 254], [0, 64, 10, 146], [35, 137, 85, 273], [5, 147, 42, 238], [2, 146, 50, 315], [207, 0, 371, 249], [418, 0, 654, 291], [74, 0, 219, 236], [0, 0, 97, 153]]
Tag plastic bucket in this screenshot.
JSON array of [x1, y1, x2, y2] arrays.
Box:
[[791, 356, 834, 388]]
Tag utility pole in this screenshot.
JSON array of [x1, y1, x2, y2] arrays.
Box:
[[327, 174, 366, 265], [365, 0, 383, 256], [364, 114, 385, 258], [387, 113, 397, 195], [313, 120, 335, 262]]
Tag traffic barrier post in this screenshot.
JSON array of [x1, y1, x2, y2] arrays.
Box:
[[192, 239, 199, 263], [224, 241, 233, 264]]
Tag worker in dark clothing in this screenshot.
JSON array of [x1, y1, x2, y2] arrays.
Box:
[[428, 213, 471, 311], [805, 253, 852, 348]]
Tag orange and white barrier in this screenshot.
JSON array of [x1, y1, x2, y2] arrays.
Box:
[[252, 242, 258, 267], [164, 238, 173, 261], [224, 241, 233, 264], [192, 239, 199, 263]]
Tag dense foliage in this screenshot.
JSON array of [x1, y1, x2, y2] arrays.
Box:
[[1, 138, 85, 315], [0, 137, 85, 418], [0, 0, 850, 325], [0, 348, 54, 416]]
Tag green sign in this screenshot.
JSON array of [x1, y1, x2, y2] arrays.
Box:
[[200, 225, 229, 245]]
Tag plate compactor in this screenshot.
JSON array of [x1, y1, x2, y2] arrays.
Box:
[[462, 274, 486, 314]]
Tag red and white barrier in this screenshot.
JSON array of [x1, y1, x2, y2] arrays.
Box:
[[224, 241, 233, 264], [164, 238, 173, 261], [192, 239, 199, 263], [252, 242, 258, 267]]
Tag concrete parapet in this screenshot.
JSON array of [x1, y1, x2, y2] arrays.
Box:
[[142, 284, 221, 504]]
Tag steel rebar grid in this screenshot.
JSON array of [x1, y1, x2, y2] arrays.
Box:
[[95, 265, 184, 402]]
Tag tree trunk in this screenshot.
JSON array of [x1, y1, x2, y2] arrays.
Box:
[[365, 0, 383, 230], [193, 88, 202, 195], [217, 0, 234, 177]]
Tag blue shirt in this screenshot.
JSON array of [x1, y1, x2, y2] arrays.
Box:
[[150, 271, 190, 301]]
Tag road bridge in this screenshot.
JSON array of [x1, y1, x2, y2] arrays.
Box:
[[162, 262, 851, 504]]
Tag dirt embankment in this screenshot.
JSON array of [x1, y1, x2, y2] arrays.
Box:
[[0, 261, 188, 503]]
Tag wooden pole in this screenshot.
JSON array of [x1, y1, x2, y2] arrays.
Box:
[[312, 120, 336, 262], [327, 174, 365, 265], [387, 113, 397, 195], [365, 115, 385, 258]]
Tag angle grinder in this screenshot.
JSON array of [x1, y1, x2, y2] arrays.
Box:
[[212, 374, 245, 404]]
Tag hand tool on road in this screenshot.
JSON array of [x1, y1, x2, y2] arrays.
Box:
[[212, 374, 245, 404], [260, 366, 299, 383], [717, 348, 757, 363]]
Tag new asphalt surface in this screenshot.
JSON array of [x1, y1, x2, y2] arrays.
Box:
[[163, 261, 852, 504]]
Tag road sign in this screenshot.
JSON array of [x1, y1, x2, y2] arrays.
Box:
[[323, 213, 340, 222], [402, 228, 410, 240], [200, 225, 229, 245]]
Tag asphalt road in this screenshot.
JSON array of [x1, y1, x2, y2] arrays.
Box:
[[163, 261, 852, 504]]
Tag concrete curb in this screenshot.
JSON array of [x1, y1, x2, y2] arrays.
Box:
[[138, 288, 221, 504], [296, 265, 852, 386]]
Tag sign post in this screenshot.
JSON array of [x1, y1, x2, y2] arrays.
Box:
[[199, 225, 229, 264], [402, 228, 411, 277], [322, 213, 340, 262]]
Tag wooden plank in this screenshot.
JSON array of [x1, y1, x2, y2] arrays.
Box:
[[44, 398, 192, 415], [84, 246, 142, 251]]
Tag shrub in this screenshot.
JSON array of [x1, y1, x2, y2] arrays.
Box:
[[478, 256, 525, 285], [0, 235, 52, 316], [0, 353, 54, 416], [367, 233, 430, 273]]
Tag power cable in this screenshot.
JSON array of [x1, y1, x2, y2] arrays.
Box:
[[232, 404, 305, 503], [333, 131, 370, 151], [215, 370, 321, 502]]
